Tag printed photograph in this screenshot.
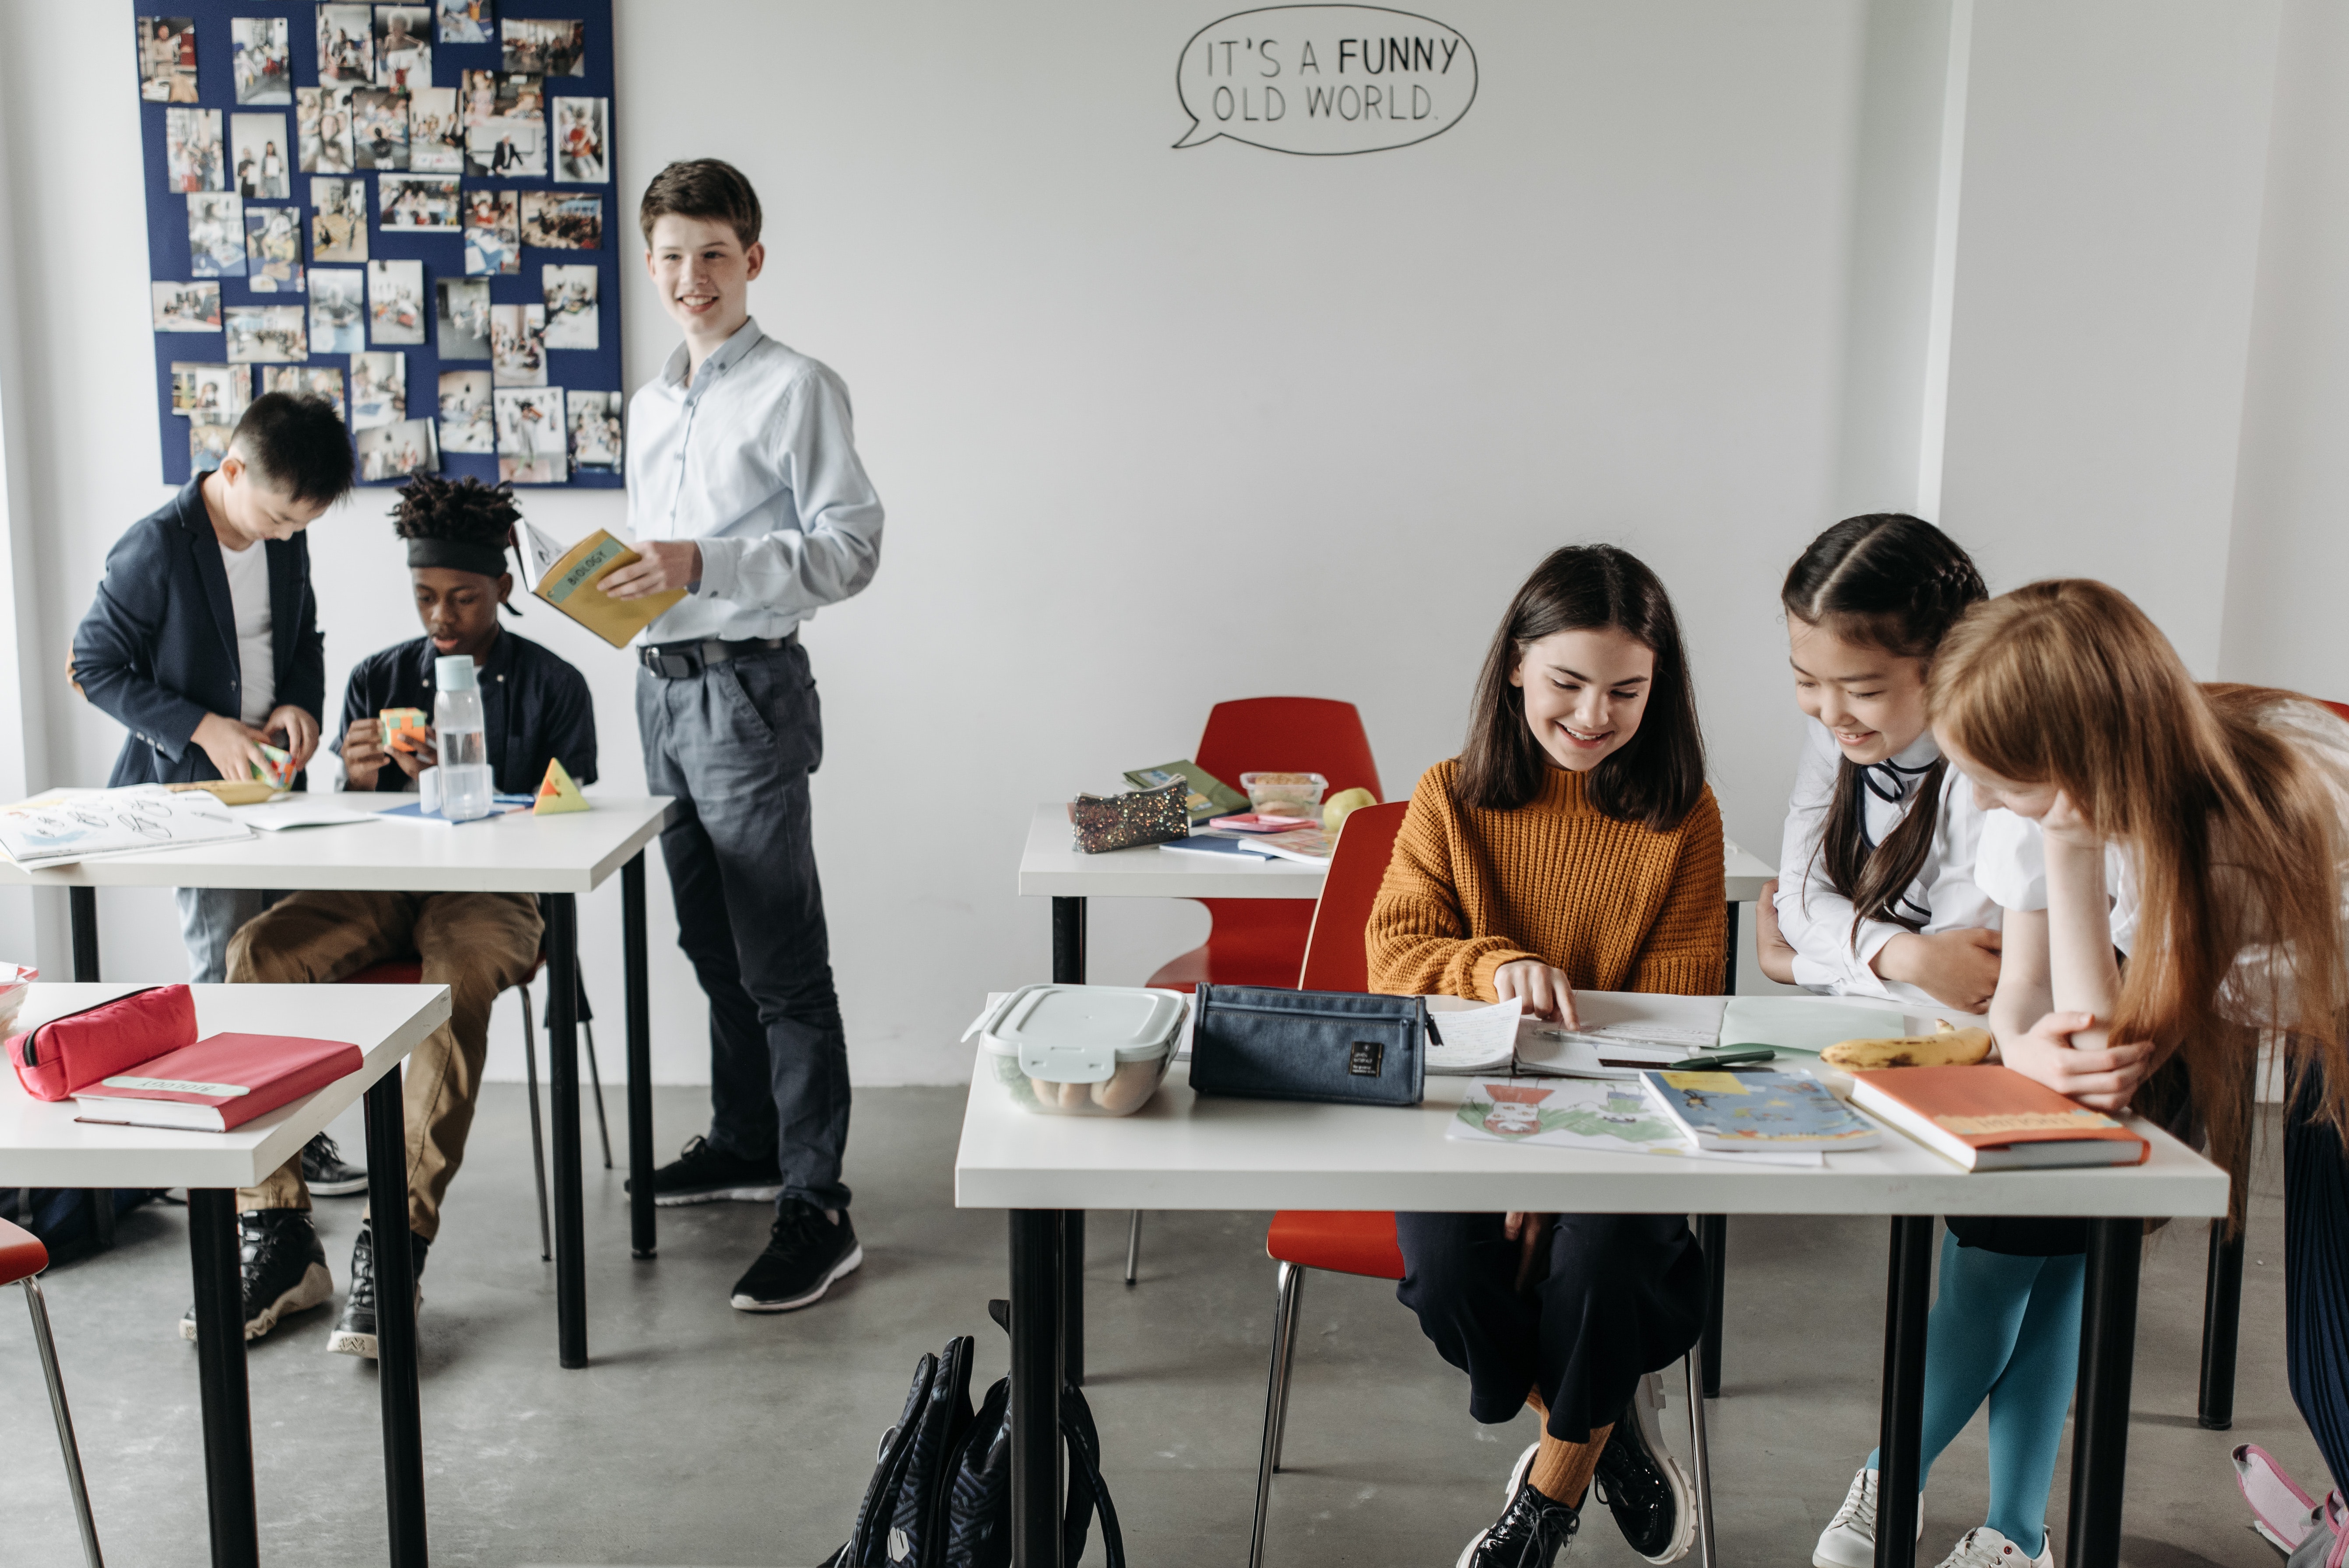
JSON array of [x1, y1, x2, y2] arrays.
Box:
[[552, 97, 607, 185], [353, 87, 411, 171], [358, 417, 440, 482], [317, 4, 375, 84], [438, 0, 491, 45], [375, 6, 433, 90], [380, 173, 462, 232], [231, 112, 292, 200], [187, 193, 247, 277], [489, 303, 546, 386], [165, 107, 224, 193], [541, 263, 597, 348], [568, 390, 622, 473], [152, 280, 222, 332], [171, 361, 251, 420], [407, 86, 463, 173], [350, 351, 407, 429], [438, 369, 495, 452], [467, 117, 544, 178], [519, 192, 600, 250], [502, 18, 584, 76], [190, 419, 234, 471], [368, 259, 427, 344], [231, 16, 291, 104], [460, 68, 541, 126], [243, 206, 305, 291], [137, 17, 200, 103], [463, 189, 519, 276], [309, 267, 367, 353], [297, 86, 357, 173], [262, 364, 348, 421], [436, 277, 491, 358], [225, 304, 307, 363], [495, 387, 565, 483], [310, 177, 369, 261]]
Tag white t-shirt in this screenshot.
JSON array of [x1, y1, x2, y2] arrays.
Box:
[[218, 537, 274, 726], [1973, 809, 2141, 955], [1773, 721, 1999, 1004]]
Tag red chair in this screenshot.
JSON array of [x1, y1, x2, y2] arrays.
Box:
[[3, 1215, 104, 1566]]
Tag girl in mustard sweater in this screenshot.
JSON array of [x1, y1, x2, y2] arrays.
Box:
[[1369, 544, 1723, 1568]]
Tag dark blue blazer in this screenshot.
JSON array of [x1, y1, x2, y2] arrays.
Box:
[[72, 476, 325, 786]]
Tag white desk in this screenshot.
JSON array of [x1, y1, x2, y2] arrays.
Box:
[[2, 982, 451, 1568], [956, 1058, 2225, 1568], [0, 790, 674, 1368]]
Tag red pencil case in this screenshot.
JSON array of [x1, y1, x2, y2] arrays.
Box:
[[8, 984, 198, 1102]]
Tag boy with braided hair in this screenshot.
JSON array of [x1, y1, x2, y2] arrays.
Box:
[[200, 476, 599, 1354]]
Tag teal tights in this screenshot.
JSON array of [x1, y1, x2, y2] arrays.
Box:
[[1865, 1231, 2085, 1552]]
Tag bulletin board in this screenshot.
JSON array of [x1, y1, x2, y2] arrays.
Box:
[[133, 1, 624, 489]]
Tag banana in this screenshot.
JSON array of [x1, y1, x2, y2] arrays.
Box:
[[1820, 1018, 1993, 1070]]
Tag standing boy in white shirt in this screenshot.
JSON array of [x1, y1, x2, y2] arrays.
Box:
[[603, 159, 883, 1312]]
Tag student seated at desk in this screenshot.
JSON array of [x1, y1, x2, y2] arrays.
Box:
[[1367, 544, 1721, 1567], [197, 476, 597, 1356]]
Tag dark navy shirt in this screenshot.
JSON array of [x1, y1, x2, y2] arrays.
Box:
[[336, 629, 597, 794]]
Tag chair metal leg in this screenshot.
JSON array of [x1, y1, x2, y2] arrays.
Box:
[[521, 985, 551, 1263], [1250, 1262, 1306, 1568], [582, 1016, 613, 1171], [1271, 1266, 1306, 1473], [1684, 1346, 1716, 1568], [23, 1277, 105, 1567], [1124, 1211, 1142, 1287]]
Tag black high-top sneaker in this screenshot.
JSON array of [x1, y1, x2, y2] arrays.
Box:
[[1458, 1470, 1581, 1567], [300, 1132, 368, 1197], [327, 1216, 429, 1358], [178, 1209, 333, 1342]]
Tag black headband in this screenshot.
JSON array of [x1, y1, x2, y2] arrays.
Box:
[[407, 538, 511, 579]]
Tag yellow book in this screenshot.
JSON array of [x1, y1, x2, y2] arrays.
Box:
[[523, 521, 685, 649]]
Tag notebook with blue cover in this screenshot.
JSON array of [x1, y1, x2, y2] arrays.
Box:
[[1638, 1068, 1882, 1151]]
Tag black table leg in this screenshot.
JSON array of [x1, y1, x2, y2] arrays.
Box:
[[1050, 897, 1086, 1387], [69, 886, 99, 981], [2067, 1217, 2142, 1568], [1697, 1214, 1727, 1398], [1010, 1210, 1067, 1568], [1875, 1216, 1934, 1568], [2198, 1216, 2244, 1429], [545, 892, 587, 1368], [188, 1189, 259, 1568], [363, 1066, 429, 1567], [623, 853, 656, 1260], [1052, 896, 1086, 986]]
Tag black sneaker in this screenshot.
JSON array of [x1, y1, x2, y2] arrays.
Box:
[[1589, 1376, 1695, 1563], [1458, 1471, 1581, 1567], [178, 1210, 333, 1342], [729, 1199, 862, 1312], [629, 1134, 785, 1208], [327, 1216, 429, 1359], [301, 1132, 368, 1197]]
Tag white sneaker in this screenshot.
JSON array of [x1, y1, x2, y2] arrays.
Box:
[[1932, 1526, 2051, 1568], [1812, 1468, 1924, 1568]]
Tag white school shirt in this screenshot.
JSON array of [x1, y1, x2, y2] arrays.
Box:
[[218, 536, 274, 726], [1773, 722, 1998, 1005]]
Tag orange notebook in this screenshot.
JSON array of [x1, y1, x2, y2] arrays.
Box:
[[1849, 1064, 2149, 1171]]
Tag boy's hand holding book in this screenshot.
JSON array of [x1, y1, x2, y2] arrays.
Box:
[[600, 539, 700, 599]]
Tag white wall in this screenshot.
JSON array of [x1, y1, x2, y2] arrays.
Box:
[[0, 2, 2336, 1086]]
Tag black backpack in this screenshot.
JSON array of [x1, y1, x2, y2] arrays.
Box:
[[826, 1329, 1125, 1568]]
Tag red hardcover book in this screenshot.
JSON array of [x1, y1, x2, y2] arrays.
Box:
[[1849, 1064, 2150, 1171], [71, 1033, 363, 1133]]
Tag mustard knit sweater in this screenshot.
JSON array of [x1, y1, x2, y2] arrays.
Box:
[[1366, 759, 1727, 1001]]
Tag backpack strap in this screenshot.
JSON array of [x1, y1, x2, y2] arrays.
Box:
[[1058, 1383, 1125, 1568]]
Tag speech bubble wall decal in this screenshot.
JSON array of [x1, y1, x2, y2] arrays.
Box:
[[1174, 6, 1477, 155]]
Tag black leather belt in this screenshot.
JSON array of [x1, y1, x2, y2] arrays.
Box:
[[639, 631, 794, 679]]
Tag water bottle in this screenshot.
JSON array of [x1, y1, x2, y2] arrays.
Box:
[[434, 655, 493, 821]]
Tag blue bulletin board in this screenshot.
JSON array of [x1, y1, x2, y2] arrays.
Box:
[[135, 2, 625, 488]]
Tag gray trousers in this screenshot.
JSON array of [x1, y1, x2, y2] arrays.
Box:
[[175, 886, 281, 983], [637, 641, 852, 1213]]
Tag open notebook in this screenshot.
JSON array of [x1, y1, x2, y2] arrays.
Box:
[[1426, 992, 1955, 1080]]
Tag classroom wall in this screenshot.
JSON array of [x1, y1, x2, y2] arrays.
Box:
[[0, 3, 2328, 1086]]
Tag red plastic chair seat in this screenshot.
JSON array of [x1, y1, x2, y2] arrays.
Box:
[[0, 1214, 50, 1286], [1266, 1210, 1405, 1282]]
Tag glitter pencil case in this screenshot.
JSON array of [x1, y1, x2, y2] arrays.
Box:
[[1068, 781, 1190, 853]]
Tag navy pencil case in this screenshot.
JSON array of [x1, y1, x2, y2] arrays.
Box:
[[1187, 984, 1427, 1108]]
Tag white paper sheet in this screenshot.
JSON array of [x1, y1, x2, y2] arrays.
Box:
[[238, 800, 375, 831], [1423, 998, 1523, 1075]]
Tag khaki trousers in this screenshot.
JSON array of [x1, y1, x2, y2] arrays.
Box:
[[228, 889, 543, 1242]]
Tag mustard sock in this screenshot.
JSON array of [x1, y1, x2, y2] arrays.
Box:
[[1520, 1389, 1608, 1506]]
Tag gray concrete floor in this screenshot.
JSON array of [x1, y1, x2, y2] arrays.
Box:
[[0, 1087, 2323, 1567]]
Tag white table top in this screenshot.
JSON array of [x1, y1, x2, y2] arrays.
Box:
[[1018, 803, 1779, 902], [954, 1056, 2229, 1220], [0, 982, 449, 1188], [0, 791, 671, 894]]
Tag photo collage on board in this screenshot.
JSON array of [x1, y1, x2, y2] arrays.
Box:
[[138, 4, 621, 487]]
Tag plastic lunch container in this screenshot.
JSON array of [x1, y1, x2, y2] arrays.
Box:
[[1240, 771, 1328, 819], [0, 964, 35, 1037], [964, 984, 1188, 1117]]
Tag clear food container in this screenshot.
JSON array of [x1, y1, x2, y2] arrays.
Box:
[[0, 964, 35, 1037], [1241, 771, 1328, 820], [964, 984, 1188, 1116]]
